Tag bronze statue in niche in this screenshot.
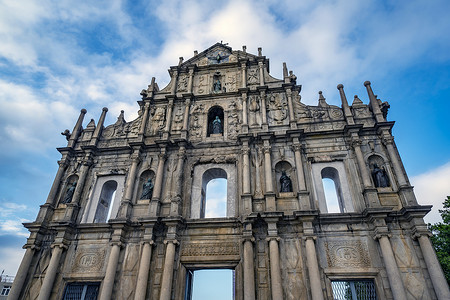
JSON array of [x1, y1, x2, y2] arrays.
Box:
[[371, 164, 390, 187]]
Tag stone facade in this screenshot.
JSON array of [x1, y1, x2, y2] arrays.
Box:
[[9, 43, 450, 300]]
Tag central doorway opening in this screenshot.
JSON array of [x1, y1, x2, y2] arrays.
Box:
[[185, 269, 234, 300]]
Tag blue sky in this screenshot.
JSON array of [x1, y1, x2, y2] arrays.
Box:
[[1, 0, 449, 277]]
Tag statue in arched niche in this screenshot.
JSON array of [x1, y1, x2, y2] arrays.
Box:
[[62, 181, 77, 204], [371, 164, 390, 188], [211, 116, 223, 134], [140, 178, 154, 199], [280, 171, 293, 192]]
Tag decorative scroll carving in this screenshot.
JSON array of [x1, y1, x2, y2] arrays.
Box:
[[72, 249, 106, 272], [325, 240, 370, 268], [181, 242, 239, 256]]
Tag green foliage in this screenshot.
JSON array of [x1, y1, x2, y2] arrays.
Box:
[[428, 196, 450, 285]]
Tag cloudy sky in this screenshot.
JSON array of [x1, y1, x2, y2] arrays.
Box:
[[1, 0, 449, 276]]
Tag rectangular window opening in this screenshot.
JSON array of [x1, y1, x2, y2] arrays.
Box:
[[331, 279, 377, 300], [185, 269, 234, 300], [63, 282, 100, 300]]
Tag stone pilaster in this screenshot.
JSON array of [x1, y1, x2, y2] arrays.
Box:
[[134, 240, 154, 300], [304, 236, 324, 300], [139, 101, 151, 136], [99, 241, 122, 300], [267, 235, 283, 299], [117, 149, 141, 219], [364, 81, 384, 123], [159, 239, 178, 300], [68, 108, 87, 148], [258, 61, 265, 86], [291, 140, 311, 210], [285, 87, 297, 129], [90, 107, 108, 146], [337, 84, 355, 125], [243, 237, 256, 300], [170, 145, 186, 216], [149, 149, 167, 216]]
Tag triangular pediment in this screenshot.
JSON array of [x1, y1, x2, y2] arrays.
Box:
[[179, 43, 258, 68]]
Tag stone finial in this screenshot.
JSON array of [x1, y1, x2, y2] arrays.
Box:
[[258, 47, 262, 56], [86, 119, 96, 129], [353, 95, 363, 104], [318, 91, 328, 107], [102, 107, 108, 112], [178, 57, 183, 65], [364, 80, 371, 86], [242, 45, 247, 53], [81, 108, 87, 114], [283, 62, 288, 78], [337, 84, 344, 90], [115, 110, 126, 125], [194, 50, 198, 56]]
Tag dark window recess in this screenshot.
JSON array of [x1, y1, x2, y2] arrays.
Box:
[[331, 280, 377, 300], [63, 283, 100, 300]]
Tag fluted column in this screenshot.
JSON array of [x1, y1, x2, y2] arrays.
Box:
[[415, 232, 450, 299], [243, 238, 255, 300], [159, 240, 178, 300], [375, 234, 407, 300], [134, 241, 154, 300], [304, 237, 324, 300], [139, 101, 151, 136], [68, 108, 87, 148], [118, 151, 140, 219], [37, 244, 65, 300], [267, 237, 283, 299], [9, 246, 37, 300], [99, 242, 122, 300], [150, 150, 167, 216]]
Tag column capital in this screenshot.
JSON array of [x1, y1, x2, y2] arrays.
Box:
[[141, 240, 155, 246], [158, 152, 167, 161], [163, 239, 179, 245], [242, 237, 255, 244], [302, 235, 317, 241], [373, 232, 392, 240], [24, 244, 41, 251], [110, 241, 124, 248], [291, 144, 302, 152], [51, 243, 68, 250], [263, 146, 271, 154], [411, 228, 433, 240], [241, 147, 250, 155], [382, 136, 394, 145], [57, 159, 70, 168], [266, 236, 281, 242], [351, 138, 362, 148]]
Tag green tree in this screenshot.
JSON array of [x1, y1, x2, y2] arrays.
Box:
[[428, 196, 450, 285]]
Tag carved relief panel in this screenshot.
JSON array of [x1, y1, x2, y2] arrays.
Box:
[[266, 93, 288, 126], [325, 240, 370, 268]]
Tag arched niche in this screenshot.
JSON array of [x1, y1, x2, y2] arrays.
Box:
[[207, 106, 224, 136], [59, 174, 79, 205], [136, 169, 156, 201], [368, 154, 391, 188], [274, 161, 294, 194], [190, 163, 236, 219]]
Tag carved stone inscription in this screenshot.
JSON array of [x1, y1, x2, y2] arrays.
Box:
[[72, 249, 106, 273], [181, 242, 239, 256], [325, 240, 370, 268]]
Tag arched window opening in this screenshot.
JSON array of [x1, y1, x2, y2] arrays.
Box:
[[94, 180, 118, 223], [207, 106, 224, 136], [321, 167, 344, 213], [200, 168, 227, 218]]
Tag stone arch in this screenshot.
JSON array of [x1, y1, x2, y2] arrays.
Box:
[[207, 106, 224, 136], [190, 163, 236, 218], [274, 161, 294, 193], [94, 180, 118, 223]]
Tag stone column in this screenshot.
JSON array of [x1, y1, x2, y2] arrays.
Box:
[[159, 240, 178, 300], [382, 136, 407, 186], [241, 92, 248, 127], [263, 146, 274, 193], [187, 68, 194, 93], [139, 101, 151, 136], [258, 61, 265, 86], [8, 246, 36, 300], [170, 146, 186, 216], [254, 147, 263, 199], [182, 98, 191, 131], [118, 151, 140, 219], [285, 88, 296, 129], [337, 84, 355, 125], [150, 150, 167, 216], [364, 81, 384, 123], [242, 143, 251, 195], [243, 238, 255, 300], [99, 242, 122, 300], [67, 155, 93, 222], [68, 108, 87, 148], [134, 241, 154, 300], [415, 233, 450, 299], [90, 107, 108, 146], [45, 159, 69, 205], [304, 237, 324, 300], [292, 143, 306, 191], [267, 237, 283, 300], [259, 90, 267, 126], [376, 234, 407, 300], [240, 61, 247, 88], [351, 138, 373, 188], [170, 71, 178, 95], [164, 100, 174, 134], [37, 244, 65, 300]]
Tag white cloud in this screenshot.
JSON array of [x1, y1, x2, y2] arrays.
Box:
[[411, 161, 450, 224], [0, 246, 25, 276]]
